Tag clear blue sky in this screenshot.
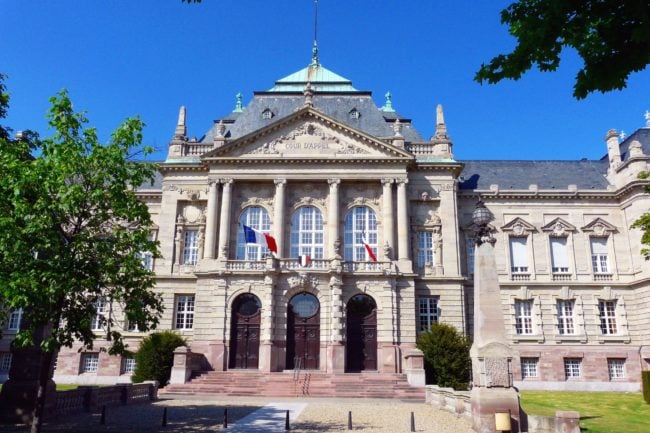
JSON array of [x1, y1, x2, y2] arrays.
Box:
[[1, 1, 648, 161]]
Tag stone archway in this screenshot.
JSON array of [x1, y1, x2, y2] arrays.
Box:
[[286, 292, 320, 370], [228, 293, 262, 369], [346, 294, 377, 372]]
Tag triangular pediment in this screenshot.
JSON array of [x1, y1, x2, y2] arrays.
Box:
[[541, 217, 577, 235], [581, 217, 617, 234], [501, 217, 536, 234], [202, 107, 414, 161]]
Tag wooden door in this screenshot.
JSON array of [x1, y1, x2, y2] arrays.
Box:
[[286, 293, 320, 370], [229, 294, 261, 369], [346, 295, 378, 372]]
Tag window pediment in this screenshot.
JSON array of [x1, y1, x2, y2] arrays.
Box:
[[582, 218, 617, 235], [541, 218, 576, 236], [501, 217, 536, 235]]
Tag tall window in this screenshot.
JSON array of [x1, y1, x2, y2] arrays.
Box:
[[607, 359, 625, 379], [514, 300, 533, 335], [564, 358, 581, 379], [598, 300, 618, 335], [550, 237, 569, 273], [417, 232, 434, 269], [417, 298, 438, 333], [91, 299, 106, 331], [466, 238, 475, 275], [122, 356, 136, 374], [138, 231, 156, 271], [175, 295, 195, 330], [236, 207, 272, 260], [7, 308, 22, 331], [344, 207, 378, 261], [182, 230, 199, 265], [520, 357, 538, 379], [590, 238, 609, 273], [0, 353, 12, 372], [509, 237, 529, 273], [290, 206, 324, 259], [557, 299, 575, 335], [81, 353, 99, 373]]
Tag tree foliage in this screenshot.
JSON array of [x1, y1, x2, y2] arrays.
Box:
[[631, 171, 650, 259], [417, 323, 471, 390], [132, 331, 186, 385], [475, 1, 650, 99], [0, 84, 163, 353]]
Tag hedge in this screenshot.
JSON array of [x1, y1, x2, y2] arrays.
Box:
[[643, 371, 650, 404], [132, 331, 187, 385]]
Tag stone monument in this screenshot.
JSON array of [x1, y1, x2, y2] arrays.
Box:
[[470, 200, 521, 433]]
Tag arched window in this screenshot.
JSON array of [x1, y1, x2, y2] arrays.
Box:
[[290, 206, 324, 259], [236, 206, 271, 260], [344, 206, 378, 261]]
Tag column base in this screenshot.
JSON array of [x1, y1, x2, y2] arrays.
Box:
[[259, 342, 273, 372], [380, 344, 399, 373], [470, 387, 521, 433], [327, 342, 346, 373]]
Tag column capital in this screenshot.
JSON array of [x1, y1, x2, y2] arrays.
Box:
[[274, 178, 287, 186], [208, 178, 220, 187], [328, 178, 341, 186], [381, 178, 395, 185], [396, 178, 409, 185], [220, 178, 233, 185]]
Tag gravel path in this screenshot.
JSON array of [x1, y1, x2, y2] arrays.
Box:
[[1, 396, 473, 432]]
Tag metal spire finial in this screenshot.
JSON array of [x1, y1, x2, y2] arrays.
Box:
[[234, 92, 243, 113], [311, 0, 319, 67], [381, 91, 395, 112], [645, 110, 650, 127]]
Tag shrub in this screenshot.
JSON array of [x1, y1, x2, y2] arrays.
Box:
[[643, 371, 650, 404], [131, 331, 186, 385], [417, 323, 471, 390]]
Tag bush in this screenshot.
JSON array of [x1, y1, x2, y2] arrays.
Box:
[[131, 331, 187, 385], [417, 323, 471, 390], [643, 371, 650, 404]]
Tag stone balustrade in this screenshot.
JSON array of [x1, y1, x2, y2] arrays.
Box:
[[52, 382, 157, 417]]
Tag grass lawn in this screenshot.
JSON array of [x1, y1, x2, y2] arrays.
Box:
[[0, 383, 79, 391], [520, 391, 650, 433]]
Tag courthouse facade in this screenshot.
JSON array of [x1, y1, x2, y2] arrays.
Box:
[[3, 60, 650, 392]]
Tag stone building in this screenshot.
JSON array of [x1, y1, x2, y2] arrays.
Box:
[[2, 60, 649, 393]]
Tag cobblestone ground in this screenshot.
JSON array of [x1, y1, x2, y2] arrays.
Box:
[[1, 397, 473, 433]]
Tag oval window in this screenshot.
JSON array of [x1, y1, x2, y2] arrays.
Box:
[[289, 292, 319, 318]]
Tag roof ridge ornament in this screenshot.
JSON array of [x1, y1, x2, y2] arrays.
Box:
[[645, 110, 650, 127], [304, 82, 314, 107], [381, 91, 395, 112], [311, 0, 320, 67], [175, 105, 187, 139], [233, 92, 244, 113]]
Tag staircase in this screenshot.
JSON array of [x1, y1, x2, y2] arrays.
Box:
[[161, 370, 425, 401]]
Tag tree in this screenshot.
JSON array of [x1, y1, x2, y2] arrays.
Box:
[[417, 323, 471, 390], [0, 78, 163, 433], [132, 331, 187, 385], [475, 1, 650, 99]]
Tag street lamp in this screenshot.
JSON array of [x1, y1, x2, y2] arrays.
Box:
[[472, 200, 494, 245]]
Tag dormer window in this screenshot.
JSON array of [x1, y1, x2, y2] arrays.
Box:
[[349, 108, 360, 119], [262, 109, 273, 120]]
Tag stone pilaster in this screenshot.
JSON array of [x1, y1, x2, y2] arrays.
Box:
[[203, 179, 220, 259], [396, 178, 411, 271], [381, 178, 395, 260], [328, 274, 345, 372], [273, 179, 287, 257], [217, 178, 233, 260], [260, 273, 276, 372], [328, 178, 341, 258]]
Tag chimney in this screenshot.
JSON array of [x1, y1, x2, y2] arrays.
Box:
[[605, 129, 621, 169], [175, 106, 187, 139]]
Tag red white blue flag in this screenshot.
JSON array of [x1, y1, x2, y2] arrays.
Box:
[[243, 225, 278, 254], [362, 236, 377, 262], [298, 255, 311, 267]]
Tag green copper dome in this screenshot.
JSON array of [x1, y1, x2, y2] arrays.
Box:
[[268, 64, 358, 92]]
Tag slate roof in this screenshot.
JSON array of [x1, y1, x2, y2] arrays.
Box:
[[617, 127, 650, 161], [135, 169, 163, 191], [459, 160, 611, 191]]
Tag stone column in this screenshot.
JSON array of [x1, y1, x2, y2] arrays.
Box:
[[381, 178, 395, 260], [260, 274, 276, 372], [328, 274, 345, 372], [396, 178, 410, 261], [273, 179, 287, 257], [203, 180, 220, 259], [217, 178, 233, 260], [328, 178, 341, 258]]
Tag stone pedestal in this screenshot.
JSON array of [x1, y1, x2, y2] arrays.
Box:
[[404, 348, 426, 387], [328, 343, 345, 373], [471, 387, 520, 433], [259, 342, 273, 372], [170, 346, 192, 384]]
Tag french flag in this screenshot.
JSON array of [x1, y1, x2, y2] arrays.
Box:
[[298, 255, 311, 267], [242, 225, 278, 254], [362, 236, 377, 262]]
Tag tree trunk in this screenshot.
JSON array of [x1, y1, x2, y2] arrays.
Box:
[[30, 349, 55, 433]]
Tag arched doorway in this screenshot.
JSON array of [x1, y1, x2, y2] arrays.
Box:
[[286, 292, 320, 370], [346, 294, 377, 372], [228, 294, 261, 369]]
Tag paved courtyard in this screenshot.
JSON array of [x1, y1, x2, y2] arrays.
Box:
[[2, 396, 473, 432]]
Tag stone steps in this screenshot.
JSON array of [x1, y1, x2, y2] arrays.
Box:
[[162, 371, 425, 401]]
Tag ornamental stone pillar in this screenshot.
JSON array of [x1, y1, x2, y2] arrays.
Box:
[[203, 179, 220, 259], [396, 178, 409, 261], [217, 178, 233, 260], [381, 178, 395, 260], [259, 274, 276, 372], [273, 179, 286, 257], [328, 178, 341, 258], [328, 274, 345, 372]]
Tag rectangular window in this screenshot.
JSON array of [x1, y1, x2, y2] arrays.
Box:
[[175, 295, 195, 330], [183, 230, 199, 265], [81, 353, 99, 373], [466, 238, 475, 275], [564, 358, 581, 379], [417, 298, 439, 333], [557, 299, 575, 335], [590, 238, 609, 273], [91, 299, 106, 331], [550, 237, 570, 273], [607, 358, 625, 380], [127, 320, 140, 332], [509, 237, 528, 273], [122, 356, 136, 374], [520, 357, 538, 379], [8, 308, 22, 331], [417, 232, 434, 269], [514, 300, 534, 335], [0, 352, 12, 371], [599, 300, 618, 335]]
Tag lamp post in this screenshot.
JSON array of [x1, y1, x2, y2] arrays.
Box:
[[469, 199, 520, 433]]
